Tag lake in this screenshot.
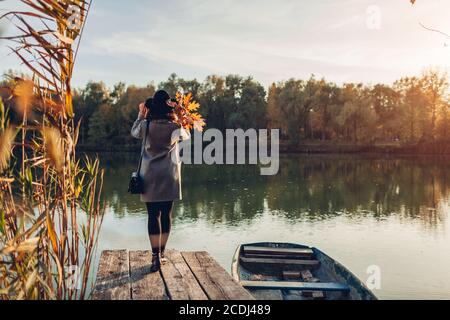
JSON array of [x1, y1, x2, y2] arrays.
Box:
[[95, 153, 450, 300]]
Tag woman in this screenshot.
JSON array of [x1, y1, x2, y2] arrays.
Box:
[[131, 90, 190, 272]]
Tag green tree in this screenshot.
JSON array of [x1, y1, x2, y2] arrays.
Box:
[[276, 79, 307, 144], [158, 73, 179, 97], [88, 104, 115, 145], [74, 81, 110, 144], [114, 85, 156, 145], [231, 77, 267, 129], [111, 82, 126, 104]]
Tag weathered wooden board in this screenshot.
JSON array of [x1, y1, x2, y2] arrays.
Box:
[[160, 250, 208, 300], [246, 275, 284, 300], [92, 250, 131, 300], [283, 271, 302, 280], [240, 257, 320, 270], [93, 250, 254, 301], [182, 251, 255, 300], [244, 253, 312, 260], [129, 251, 168, 300], [243, 246, 314, 258], [241, 280, 350, 292]]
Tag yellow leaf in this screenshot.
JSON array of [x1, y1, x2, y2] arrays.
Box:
[[66, 92, 73, 118], [188, 102, 200, 111], [0, 127, 17, 172], [46, 216, 59, 255]]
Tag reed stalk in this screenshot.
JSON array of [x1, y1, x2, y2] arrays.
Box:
[[0, 0, 104, 300]]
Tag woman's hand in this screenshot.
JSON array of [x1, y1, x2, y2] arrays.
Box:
[[138, 103, 148, 119]]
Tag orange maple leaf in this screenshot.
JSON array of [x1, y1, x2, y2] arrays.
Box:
[[173, 92, 206, 132]]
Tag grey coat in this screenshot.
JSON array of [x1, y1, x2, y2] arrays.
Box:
[[131, 116, 190, 203]]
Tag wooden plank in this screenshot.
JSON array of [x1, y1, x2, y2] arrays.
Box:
[[245, 253, 312, 260], [251, 290, 284, 300], [240, 257, 320, 269], [283, 271, 302, 280], [241, 281, 350, 293], [249, 275, 284, 301], [283, 270, 324, 299], [243, 246, 314, 258], [301, 270, 325, 299], [129, 251, 168, 300], [182, 251, 255, 300], [92, 250, 131, 300], [160, 250, 208, 300]]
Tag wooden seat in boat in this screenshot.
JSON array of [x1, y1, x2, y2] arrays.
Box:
[[243, 246, 314, 259], [240, 256, 320, 270], [240, 280, 350, 293]]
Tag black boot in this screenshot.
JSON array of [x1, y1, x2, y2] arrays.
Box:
[[150, 252, 160, 273]]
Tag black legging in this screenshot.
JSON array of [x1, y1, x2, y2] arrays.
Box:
[[146, 201, 174, 236]]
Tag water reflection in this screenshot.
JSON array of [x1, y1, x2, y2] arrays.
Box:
[[100, 153, 448, 232]]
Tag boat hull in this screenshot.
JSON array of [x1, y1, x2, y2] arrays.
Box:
[[232, 242, 377, 301]]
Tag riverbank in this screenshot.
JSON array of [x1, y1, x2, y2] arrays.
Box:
[[77, 141, 450, 155], [279, 142, 450, 155]]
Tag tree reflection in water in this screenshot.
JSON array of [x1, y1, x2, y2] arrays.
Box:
[[98, 153, 450, 232]]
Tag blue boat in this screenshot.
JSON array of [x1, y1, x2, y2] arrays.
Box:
[[231, 242, 377, 300]]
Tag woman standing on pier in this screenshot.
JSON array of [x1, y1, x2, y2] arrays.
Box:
[[131, 90, 190, 272]]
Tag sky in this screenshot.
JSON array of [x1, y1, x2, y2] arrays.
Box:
[[0, 0, 450, 89]]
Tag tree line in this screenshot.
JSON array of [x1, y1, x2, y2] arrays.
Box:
[[268, 70, 449, 145], [3, 70, 449, 149]]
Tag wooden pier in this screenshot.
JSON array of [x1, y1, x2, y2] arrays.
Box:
[[92, 250, 254, 300]]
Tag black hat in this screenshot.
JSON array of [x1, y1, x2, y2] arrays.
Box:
[[144, 98, 153, 109], [150, 90, 174, 120], [153, 90, 172, 109]]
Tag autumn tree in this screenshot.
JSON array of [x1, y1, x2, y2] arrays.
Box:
[[335, 84, 377, 144], [370, 84, 402, 141], [310, 79, 341, 140], [421, 69, 449, 140], [394, 77, 428, 142], [275, 79, 308, 144], [113, 84, 156, 145]]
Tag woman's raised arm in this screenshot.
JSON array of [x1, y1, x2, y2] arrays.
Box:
[[131, 103, 148, 139]]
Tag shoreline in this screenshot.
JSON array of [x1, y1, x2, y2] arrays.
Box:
[[77, 142, 450, 156]]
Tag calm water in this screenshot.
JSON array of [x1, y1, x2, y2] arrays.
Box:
[[95, 153, 450, 300]]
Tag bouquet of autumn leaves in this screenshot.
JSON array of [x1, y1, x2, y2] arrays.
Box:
[[168, 93, 206, 132]]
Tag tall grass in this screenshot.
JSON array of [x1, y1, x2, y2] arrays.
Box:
[[0, 0, 104, 300]]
